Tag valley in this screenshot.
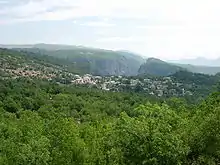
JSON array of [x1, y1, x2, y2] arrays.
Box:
[[1, 0, 220, 164], [0, 45, 220, 165], [1, 47, 219, 101]]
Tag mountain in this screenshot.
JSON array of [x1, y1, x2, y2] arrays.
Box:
[[138, 58, 184, 76], [174, 63, 220, 75], [139, 57, 220, 76], [0, 43, 85, 50], [0, 44, 145, 76], [2, 44, 220, 76], [172, 57, 220, 66]]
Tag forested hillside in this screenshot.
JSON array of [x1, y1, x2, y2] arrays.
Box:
[[1, 47, 220, 164], [0, 77, 220, 165], [1, 48, 219, 102]]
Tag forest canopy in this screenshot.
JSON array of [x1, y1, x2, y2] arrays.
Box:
[[0, 77, 220, 165]]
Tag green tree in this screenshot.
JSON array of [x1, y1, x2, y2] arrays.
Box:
[[3, 97, 20, 113], [0, 110, 50, 165], [45, 117, 87, 165], [117, 103, 188, 164]]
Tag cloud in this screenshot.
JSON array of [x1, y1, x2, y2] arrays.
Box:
[[0, 0, 78, 22], [2, 0, 220, 60], [0, 0, 8, 4], [80, 22, 115, 27], [96, 36, 146, 43], [1, 0, 220, 24]]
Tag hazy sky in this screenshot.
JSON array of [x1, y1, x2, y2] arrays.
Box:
[[1, 0, 220, 60]]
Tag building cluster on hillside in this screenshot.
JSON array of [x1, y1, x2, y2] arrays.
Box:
[[1, 55, 193, 97], [69, 74, 193, 97], [1, 60, 61, 80], [71, 74, 102, 85], [4, 68, 56, 79]]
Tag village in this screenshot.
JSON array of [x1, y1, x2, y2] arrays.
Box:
[[70, 74, 193, 97], [1, 57, 193, 97]]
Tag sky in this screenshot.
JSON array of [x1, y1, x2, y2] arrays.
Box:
[[1, 0, 220, 60]]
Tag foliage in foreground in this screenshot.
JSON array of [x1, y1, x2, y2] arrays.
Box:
[[0, 78, 220, 165]]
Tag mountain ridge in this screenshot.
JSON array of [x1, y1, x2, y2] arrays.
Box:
[[2, 44, 145, 76], [139, 58, 184, 76], [139, 57, 220, 76], [1, 44, 220, 76], [170, 56, 220, 67]]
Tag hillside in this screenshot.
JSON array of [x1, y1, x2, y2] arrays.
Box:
[[1, 48, 220, 165], [138, 58, 184, 76], [0, 48, 76, 82], [1, 74, 220, 164], [2, 44, 220, 76], [170, 70, 220, 98], [171, 70, 220, 85], [2, 48, 220, 101], [139, 57, 220, 76], [1, 44, 145, 76]]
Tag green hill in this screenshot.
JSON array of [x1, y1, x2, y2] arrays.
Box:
[[0, 74, 220, 164], [138, 57, 220, 76], [138, 58, 184, 76], [171, 70, 219, 85]]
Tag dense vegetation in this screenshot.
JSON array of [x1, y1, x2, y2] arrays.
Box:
[[1, 46, 220, 164], [2, 48, 219, 102], [171, 71, 220, 99], [0, 77, 220, 165], [132, 70, 220, 102]]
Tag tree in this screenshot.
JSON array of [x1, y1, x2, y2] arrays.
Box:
[[45, 117, 87, 165], [0, 111, 50, 165], [113, 103, 189, 164], [3, 97, 20, 113]]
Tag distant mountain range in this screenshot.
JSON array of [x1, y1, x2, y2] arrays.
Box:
[[0, 43, 89, 50], [170, 57, 220, 67], [0, 44, 220, 76]]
